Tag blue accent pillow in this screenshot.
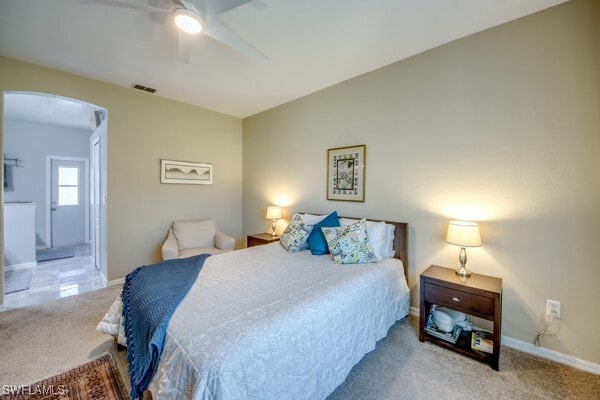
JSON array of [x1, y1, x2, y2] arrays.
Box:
[[308, 211, 340, 255]]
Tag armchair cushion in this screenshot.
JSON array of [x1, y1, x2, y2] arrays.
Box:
[[215, 229, 235, 250], [179, 247, 231, 258], [162, 219, 235, 260], [173, 219, 216, 250]]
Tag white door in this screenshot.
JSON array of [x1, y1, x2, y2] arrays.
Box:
[[51, 159, 86, 248]]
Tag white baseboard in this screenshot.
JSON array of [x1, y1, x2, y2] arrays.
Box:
[[100, 271, 108, 286], [107, 277, 125, 287], [501, 336, 600, 375], [410, 307, 600, 375], [4, 262, 37, 271]]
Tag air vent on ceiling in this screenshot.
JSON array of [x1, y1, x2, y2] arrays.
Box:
[[131, 83, 157, 94]]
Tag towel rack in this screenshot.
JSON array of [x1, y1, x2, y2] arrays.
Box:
[[3, 157, 24, 167]]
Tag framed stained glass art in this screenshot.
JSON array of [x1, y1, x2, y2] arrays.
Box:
[[326, 145, 365, 202]]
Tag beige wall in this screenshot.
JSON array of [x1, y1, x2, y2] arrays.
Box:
[[0, 57, 243, 290], [243, 0, 600, 364]]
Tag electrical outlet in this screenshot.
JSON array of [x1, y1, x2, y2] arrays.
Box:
[[546, 299, 561, 318]]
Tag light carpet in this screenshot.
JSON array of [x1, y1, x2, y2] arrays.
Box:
[[1, 286, 599, 400]]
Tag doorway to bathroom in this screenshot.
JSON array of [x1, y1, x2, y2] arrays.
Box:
[[2, 91, 108, 309]]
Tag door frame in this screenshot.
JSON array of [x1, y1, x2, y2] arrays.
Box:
[[91, 135, 101, 271], [89, 116, 108, 281], [45, 155, 90, 248]]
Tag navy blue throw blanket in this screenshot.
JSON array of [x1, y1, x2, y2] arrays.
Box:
[[122, 254, 209, 400]]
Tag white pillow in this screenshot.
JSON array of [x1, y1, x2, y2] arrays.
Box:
[[383, 223, 396, 259], [366, 221, 386, 261], [340, 218, 395, 260], [339, 217, 359, 227], [299, 213, 327, 225]]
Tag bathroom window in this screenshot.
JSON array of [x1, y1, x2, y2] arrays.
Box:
[[58, 166, 79, 206]]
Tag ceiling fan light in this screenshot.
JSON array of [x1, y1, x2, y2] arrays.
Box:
[[174, 8, 202, 34]]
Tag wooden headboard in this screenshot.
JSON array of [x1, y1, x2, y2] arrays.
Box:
[[363, 218, 409, 280], [307, 213, 408, 280]]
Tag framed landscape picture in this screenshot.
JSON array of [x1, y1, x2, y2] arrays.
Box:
[[160, 159, 213, 185], [327, 145, 365, 202]]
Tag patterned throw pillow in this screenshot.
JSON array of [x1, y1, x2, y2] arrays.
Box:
[[321, 219, 379, 264], [280, 213, 314, 252]]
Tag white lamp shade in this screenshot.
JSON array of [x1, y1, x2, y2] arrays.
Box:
[[446, 221, 481, 247], [266, 206, 282, 220]]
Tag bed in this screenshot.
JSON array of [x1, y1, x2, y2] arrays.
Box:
[[99, 217, 410, 400]]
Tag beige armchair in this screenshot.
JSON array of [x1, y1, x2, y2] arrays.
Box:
[[161, 219, 235, 260]]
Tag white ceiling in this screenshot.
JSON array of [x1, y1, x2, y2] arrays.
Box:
[[0, 0, 567, 119], [4, 93, 98, 131]]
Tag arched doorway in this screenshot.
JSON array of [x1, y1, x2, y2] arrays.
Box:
[[2, 91, 108, 309]]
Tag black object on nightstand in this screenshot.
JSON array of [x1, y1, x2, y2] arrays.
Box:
[[419, 264, 503, 370], [247, 233, 280, 248]]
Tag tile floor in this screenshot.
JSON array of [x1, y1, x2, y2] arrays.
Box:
[[3, 244, 106, 310]]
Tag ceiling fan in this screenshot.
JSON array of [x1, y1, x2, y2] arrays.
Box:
[[80, 0, 268, 63]]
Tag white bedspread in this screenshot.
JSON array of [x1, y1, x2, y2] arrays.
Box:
[[148, 243, 409, 400]]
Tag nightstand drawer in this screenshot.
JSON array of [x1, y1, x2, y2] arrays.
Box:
[[424, 282, 493, 316], [247, 236, 266, 247]]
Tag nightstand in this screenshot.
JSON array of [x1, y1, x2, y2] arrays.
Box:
[[419, 264, 503, 370], [247, 233, 280, 248]]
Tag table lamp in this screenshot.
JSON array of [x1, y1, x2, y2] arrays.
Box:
[[446, 220, 481, 277], [266, 206, 282, 237]]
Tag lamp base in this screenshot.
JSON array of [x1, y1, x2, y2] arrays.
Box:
[[455, 247, 472, 277]]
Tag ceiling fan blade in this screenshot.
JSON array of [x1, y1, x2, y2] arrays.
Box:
[[80, 0, 172, 14], [177, 31, 194, 64], [149, 11, 168, 25], [199, 0, 255, 20], [133, 11, 157, 41], [203, 19, 268, 62], [148, 0, 171, 24]]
